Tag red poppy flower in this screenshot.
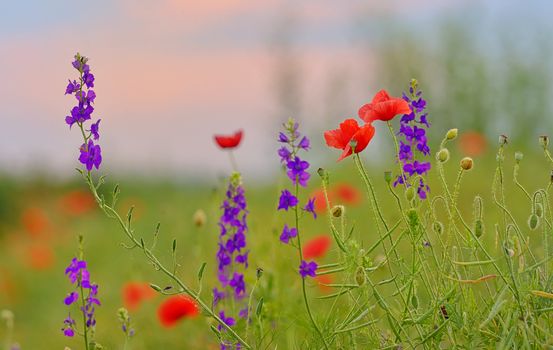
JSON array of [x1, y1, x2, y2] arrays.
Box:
[[158, 295, 199, 327], [458, 131, 487, 157], [311, 189, 332, 214], [358, 90, 411, 123], [21, 207, 50, 237], [214, 130, 243, 149], [324, 119, 375, 161], [123, 282, 156, 311], [303, 235, 332, 259], [59, 190, 95, 216], [26, 243, 55, 270], [334, 183, 361, 205], [315, 274, 333, 292]]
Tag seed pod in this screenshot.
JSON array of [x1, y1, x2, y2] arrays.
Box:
[[475, 219, 484, 237], [506, 248, 515, 258], [436, 148, 450, 163], [535, 203, 544, 218], [499, 134, 508, 146], [460, 157, 474, 171], [433, 221, 444, 235], [446, 128, 458, 141], [405, 187, 415, 202], [411, 292, 419, 309], [528, 214, 539, 230], [355, 266, 366, 286], [539, 135, 549, 149], [384, 171, 393, 184], [193, 209, 207, 227], [514, 151, 524, 163], [331, 205, 344, 218]]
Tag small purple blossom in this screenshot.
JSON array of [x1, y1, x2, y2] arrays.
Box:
[[299, 260, 318, 278], [79, 140, 102, 171], [90, 119, 101, 140], [278, 189, 298, 211], [229, 272, 246, 297], [64, 291, 79, 306], [218, 311, 236, 331], [83, 72, 95, 88], [280, 224, 298, 244], [286, 157, 310, 187], [298, 136, 310, 150], [278, 147, 291, 163], [302, 198, 317, 219]]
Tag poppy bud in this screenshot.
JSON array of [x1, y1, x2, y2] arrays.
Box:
[[535, 203, 544, 218], [474, 219, 484, 238], [405, 187, 415, 202], [539, 135, 549, 149], [256, 267, 264, 279], [411, 291, 419, 309], [349, 139, 358, 152], [499, 135, 508, 146], [460, 157, 474, 171], [514, 152, 524, 163], [436, 148, 450, 163], [528, 214, 539, 230], [384, 171, 392, 184], [117, 307, 130, 323], [1, 310, 13, 328], [505, 248, 515, 258], [446, 128, 458, 141], [192, 209, 207, 228], [355, 266, 366, 286], [432, 221, 444, 235], [331, 205, 344, 218]]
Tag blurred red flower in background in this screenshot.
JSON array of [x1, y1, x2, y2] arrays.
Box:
[[214, 130, 243, 149], [315, 274, 333, 292], [358, 89, 411, 123], [158, 295, 199, 327], [324, 119, 375, 161], [21, 207, 50, 237], [26, 243, 55, 270], [123, 282, 156, 311], [59, 190, 95, 216], [303, 235, 332, 259], [334, 183, 361, 205], [458, 131, 487, 157]]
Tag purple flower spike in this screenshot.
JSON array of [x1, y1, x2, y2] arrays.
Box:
[[299, 260, 318, 278]]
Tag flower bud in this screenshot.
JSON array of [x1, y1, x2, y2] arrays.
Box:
[[193, 209, 207, 228], [355, 266, 366, 286], [446, 128, 458, 141], [506, 248, 515, 258], [460, 157, 474, 171], [256, 267, 264, 279], [405, 186, 415, 202], [528, 214, 540, 230], [436, 148, 450, 163], [499, 134, 508, 146], [384, 171, 393, 184], [349, 139, 358, 152], [432, 221, 444, 235], [539, 135, 549, 149], [331, 205, 344, 218], [514, 152, 524, 163], [474, 219, 484, 238], [535, 203, 544, 218]]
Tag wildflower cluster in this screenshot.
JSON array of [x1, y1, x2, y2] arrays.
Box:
[[394, 79, 431, 199], [213, 173, 249, 339], [277, 119, 317, 277], [61, 257, 100, 338], [64, 53, 102, 171]]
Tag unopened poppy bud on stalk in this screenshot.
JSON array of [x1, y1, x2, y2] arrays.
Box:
[[405, 186, 415, 202], [499, 134, 508, 146], [460, 157, 474, 171], [192, 209, 207, 227], [539, 135, 549, 149], [446, 128, 458, 141], [528, 213, 540, 231], [436, 148, 450, 163], [331, 205, 344, 218], [384, 171, 392, 184], [514, 152, 524, 163]]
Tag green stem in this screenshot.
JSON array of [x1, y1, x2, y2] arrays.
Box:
[[79, 279, 89, 350]]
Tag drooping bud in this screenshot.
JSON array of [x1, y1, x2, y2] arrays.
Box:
[[539, 135, 549, 149], [331, 205, 344, 218], [499, 134, 508, 146], [432, 221, 444, 235], [193, 209, 207, 228], [474, 219, 484, 238], [436, 148, 450, 163], [460, 157, 474, 171], [528, 214, 539, 230], [384, 171, 392, 184], [446, 128, 458, 141], [535, 203, 544, 218], [355, 266, 366, 286], [514, 152, 524, 163]]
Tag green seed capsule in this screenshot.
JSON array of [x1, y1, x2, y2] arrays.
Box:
[[405, 187, 415, 202], [535, 203, 544, 218], [528, 214, 540, 230], [355, 266, 366, 286], [411, 293, 419, 309], [475, 219, 484, 237], [433, 221, 444, 235]]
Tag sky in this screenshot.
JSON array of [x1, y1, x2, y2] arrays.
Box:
[[1, 0, 551, 182]]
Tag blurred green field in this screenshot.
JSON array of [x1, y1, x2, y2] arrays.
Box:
[[1, 140, 552, 349]]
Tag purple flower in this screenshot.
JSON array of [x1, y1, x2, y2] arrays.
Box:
[[403, 161, 431, 177], [280, 224, 298, 244], [62, 314, 76, 337], [65, 80, 80, 95], [302, 198, 317, 219], [278, 132, 289, 143], [213, 288, 225, 305], [286, 157, 310, 187], [298, 136, 310, 150], [229, 272, 246, 297], [65, 258, 87, 284], [79, 140, 102, 171], [235, 251, 249, 267], [90, 119, 101, 140], [239, 308, 248, 319], [87, 90, 96, 104], [299, 260, 318, 278], [278, 147, 291, 163], [218, 311, 236, 331], [64, 291, 79, 306], [83, 72, 95, 88], [278, 189, 298, 211]]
